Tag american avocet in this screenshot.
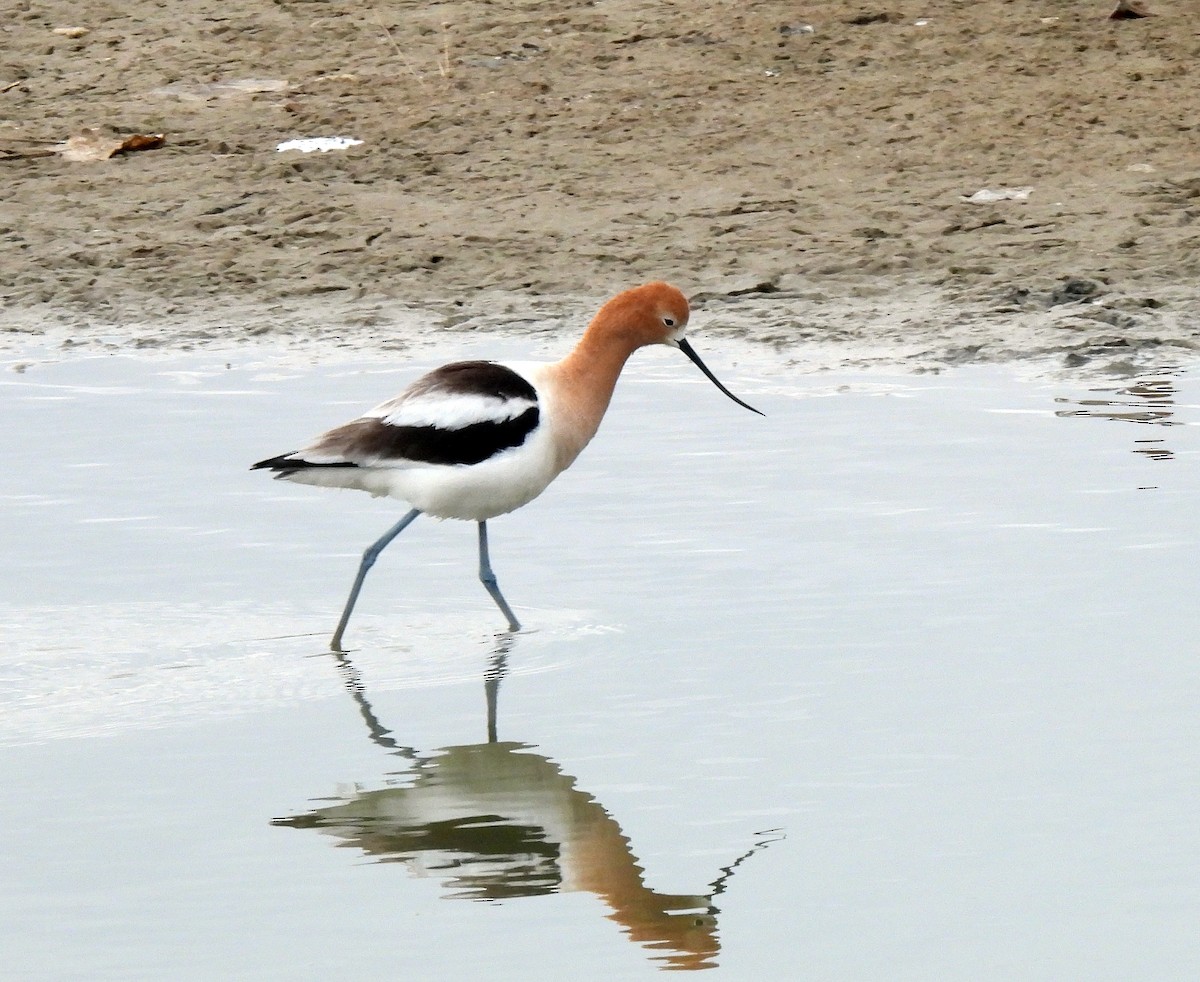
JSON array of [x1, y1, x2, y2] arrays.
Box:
[[253, 281, 761, 647]]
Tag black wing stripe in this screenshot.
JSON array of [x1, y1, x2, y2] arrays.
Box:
[[250, 454, 355, 475], [369, 406, 540, 466]]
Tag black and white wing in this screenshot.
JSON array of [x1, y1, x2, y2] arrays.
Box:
[[252, 361, 541, 476]]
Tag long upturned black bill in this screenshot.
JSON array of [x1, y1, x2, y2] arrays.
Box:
[[676, 338, 764, 416]]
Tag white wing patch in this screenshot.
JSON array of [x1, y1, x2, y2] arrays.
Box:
[[287, 449, 355, 465], [366, 392, 537, 431]]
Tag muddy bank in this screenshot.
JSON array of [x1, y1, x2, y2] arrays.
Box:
[[2, 0, 1198, 370], [6, 278, 1198, 378]]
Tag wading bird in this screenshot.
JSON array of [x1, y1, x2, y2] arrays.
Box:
[[253, 281, 761, 648]]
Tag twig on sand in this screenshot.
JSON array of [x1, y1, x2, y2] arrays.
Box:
[[438, 22, 454, 79], [371, 13, 429, 89]]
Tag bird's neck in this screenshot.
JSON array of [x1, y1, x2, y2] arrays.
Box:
[[547, 329, 642, 469]]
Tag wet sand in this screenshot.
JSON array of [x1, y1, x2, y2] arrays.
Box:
[[3, 0, 1198, 370]]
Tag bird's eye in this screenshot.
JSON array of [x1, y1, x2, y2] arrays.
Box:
[[663, 316, 676, 327]]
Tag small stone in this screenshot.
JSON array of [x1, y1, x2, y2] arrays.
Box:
[[1110, 1, 1152, 20]]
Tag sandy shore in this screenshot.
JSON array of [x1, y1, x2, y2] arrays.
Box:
[[3, 0, 1198, 371]]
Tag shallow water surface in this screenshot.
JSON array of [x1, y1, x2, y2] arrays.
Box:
[[1, 347, 1198, 980]]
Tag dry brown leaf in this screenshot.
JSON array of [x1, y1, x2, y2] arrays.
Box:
[[56, 128, 166, 162], [117, 133, 166, 154]]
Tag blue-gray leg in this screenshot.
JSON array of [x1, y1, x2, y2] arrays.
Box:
[[478, 521, 521, 632], [331, 508, 421, 650]]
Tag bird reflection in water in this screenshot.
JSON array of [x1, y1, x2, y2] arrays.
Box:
[[272, 636, 779, 971]]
